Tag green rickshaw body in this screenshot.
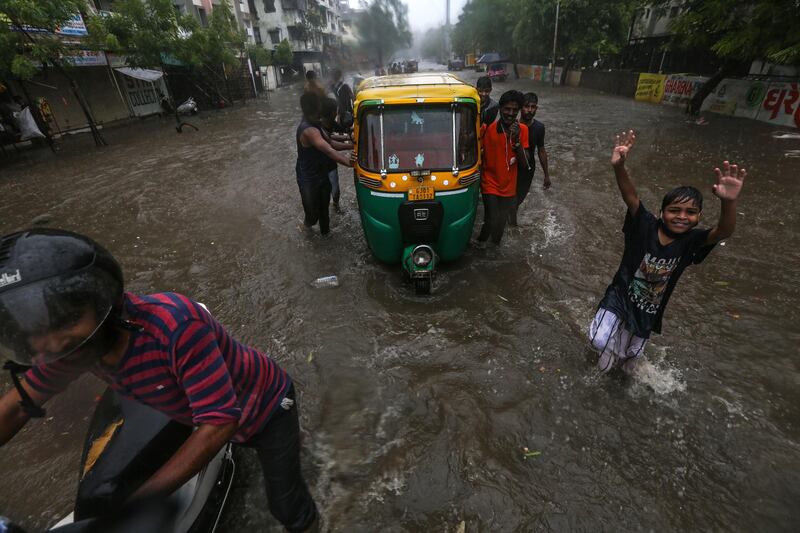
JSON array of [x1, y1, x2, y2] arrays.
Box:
[[352, 74, 482, 274], [354, 179, 479, 263]]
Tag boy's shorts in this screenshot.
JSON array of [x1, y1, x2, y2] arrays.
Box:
[[588, 308, 647, 372]]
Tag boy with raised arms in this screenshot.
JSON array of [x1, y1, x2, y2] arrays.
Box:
[[590, 129, 746, 372]]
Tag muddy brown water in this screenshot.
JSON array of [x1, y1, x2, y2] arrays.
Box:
[[1, 69, 799, 532]]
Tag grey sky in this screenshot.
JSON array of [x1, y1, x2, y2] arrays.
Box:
[[349, 0, 469, 32]]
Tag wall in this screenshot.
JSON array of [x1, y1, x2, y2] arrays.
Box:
[[578, 70, 639, 97], [702, 79, 800, 129], [565, 70, 582, 87]]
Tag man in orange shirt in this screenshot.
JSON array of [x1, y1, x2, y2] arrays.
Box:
[[477, 90, 530, 245]]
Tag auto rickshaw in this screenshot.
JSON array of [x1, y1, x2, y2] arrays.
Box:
[[353, 73, 481, 294]]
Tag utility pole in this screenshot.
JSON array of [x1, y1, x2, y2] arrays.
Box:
[[551, 0, 560, 87], [444, 0, 451, 63]]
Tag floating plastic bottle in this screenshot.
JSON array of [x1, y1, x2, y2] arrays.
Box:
[[311, 275, 339, 288]]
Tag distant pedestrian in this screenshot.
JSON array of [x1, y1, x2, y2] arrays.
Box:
[[296, 93, 354, 235], [590, 129, 746, 373], [329, 69, 354, 130], [477, 76, 499, 125], [477, 90, 529, 245], [303, 70, 327, 99], [509, 92, 551, 226]]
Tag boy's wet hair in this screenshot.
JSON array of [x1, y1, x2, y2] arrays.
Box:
[[321, 97, 338, 120], [476, 76, 492, 90], [523, 92, 538, 105], [300, 92, 322, 119], [305, 70, 316, 81], [661, 186, 703, 212], [499, 90, 524, 108]]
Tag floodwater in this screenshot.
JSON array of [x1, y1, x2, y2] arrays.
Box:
[[1, 67, 799, 532]]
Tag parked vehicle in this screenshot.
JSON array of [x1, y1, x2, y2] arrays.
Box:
[[487, 63, 507, 82], [447, 59, 465, 71], [353, 73, 482, 294]]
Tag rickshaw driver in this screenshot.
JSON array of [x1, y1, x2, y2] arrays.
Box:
[[0, 230, 320, 532]]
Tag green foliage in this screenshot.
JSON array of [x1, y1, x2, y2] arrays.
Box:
[[0, 0, 89, 80], [659, 0, 800, 65], [10, 54, 37, 79], [355, 0, 412, 65], [275, 39, 294, 65], [420, 27, 446, 62], [247, 44, 272, 67], [85, 0, 187, 68], [86, 0, 245, 70], [453, 0, 638, 67]]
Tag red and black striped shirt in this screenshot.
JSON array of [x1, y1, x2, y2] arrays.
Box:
[[25, 292, 291, 443]]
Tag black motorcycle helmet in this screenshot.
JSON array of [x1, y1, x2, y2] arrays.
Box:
[[0, 229, 123, 366]]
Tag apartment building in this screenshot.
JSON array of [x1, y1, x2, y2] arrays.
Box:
[[249, 0, 345, 62]]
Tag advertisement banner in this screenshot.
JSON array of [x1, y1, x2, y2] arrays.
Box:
[[1, 12, 88, 36], [553, 66, 564, 83], [701, 79, 767, 119], [517, 64, 534, 79], [635, 73, 666, 103], [756, 82, 800, 128], [532, 65, 544, 81], [57, 14, 89, 36], [662, 74, 708, 106], [121, 74, 168, 117], [62, 50, 107, 67]]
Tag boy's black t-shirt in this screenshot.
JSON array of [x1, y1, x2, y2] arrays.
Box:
[[599, 202, 716, 338], [519, 119, 545, 180], [481, 98, 499, 125]]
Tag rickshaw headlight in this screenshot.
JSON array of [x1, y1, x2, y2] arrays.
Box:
[[411, 246, 434, 268]]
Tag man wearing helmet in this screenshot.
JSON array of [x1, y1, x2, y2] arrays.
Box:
[[0, 229, 318, 532]]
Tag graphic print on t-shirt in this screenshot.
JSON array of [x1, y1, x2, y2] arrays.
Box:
[[627, 253, 679, 315]]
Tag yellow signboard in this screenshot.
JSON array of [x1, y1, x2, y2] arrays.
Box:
[[635, 73, 666, 103]]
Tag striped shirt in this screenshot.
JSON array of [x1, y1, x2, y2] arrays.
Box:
[[24, 292, 291, 443]]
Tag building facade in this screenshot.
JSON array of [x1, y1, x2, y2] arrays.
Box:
[[249, 0, 344, 64]]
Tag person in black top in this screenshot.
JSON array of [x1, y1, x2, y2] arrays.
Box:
[[295, 93, 353, 235], [476, 76, 499, 125], [320, 97, 353, 212], [329, 69, 354, 130], [589, 129, 746, 373], [509, 92, 551, 226]]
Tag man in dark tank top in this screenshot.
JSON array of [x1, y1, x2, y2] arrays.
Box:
[[295, 93, 354, 235]]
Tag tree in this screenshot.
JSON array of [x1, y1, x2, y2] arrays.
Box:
[[1, 0, 106, 145], [85, 0, 189, 69], [88, 0, 248, 105], [657, 0, 800, 113], [420, 27, 446, 62], [274, 39, 294, 66], [660, 0, 800, 66], [453, 0, 638, 68], [355, 0, 412, 66], [247, 44, 272, 68]]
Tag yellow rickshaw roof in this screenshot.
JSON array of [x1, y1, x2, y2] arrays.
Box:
[[356, 73, 478, 103]]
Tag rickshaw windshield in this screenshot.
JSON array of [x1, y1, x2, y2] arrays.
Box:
[[358, 104, 477, 173]]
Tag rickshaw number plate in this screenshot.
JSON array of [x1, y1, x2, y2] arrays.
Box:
[[409, 186, 434, 201]]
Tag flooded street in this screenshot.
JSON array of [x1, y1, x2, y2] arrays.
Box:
[[1, 69, 799, 532]]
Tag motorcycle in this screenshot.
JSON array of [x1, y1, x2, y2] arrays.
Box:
[[176, 97, 198, 116], [2, 387, 235, 533]]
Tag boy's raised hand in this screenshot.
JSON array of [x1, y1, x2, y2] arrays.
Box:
[[712, 160, 746, 201], [611, 129, 636, 167]]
